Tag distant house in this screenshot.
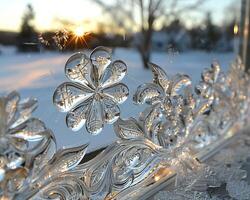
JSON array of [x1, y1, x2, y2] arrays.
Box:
[[166, 28, 191, 51], [133, 28, 191, 52], [151, 31, 168, 51], [153, 28, 191, 52]]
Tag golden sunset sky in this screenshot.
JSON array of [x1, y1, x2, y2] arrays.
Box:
[[0, 0, 237, 33]]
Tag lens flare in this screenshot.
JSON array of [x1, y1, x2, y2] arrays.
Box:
[[67, 26, 93, 48], [74, 27, 85, 37]]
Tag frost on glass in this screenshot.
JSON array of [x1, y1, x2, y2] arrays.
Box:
[[17, 138, 168, 200], [153, 133, 250, 200], [53, 46, 129, 135], [0, 92, 54, 199], [130, 62, 195, 149], [0, 92, 90, 200], [1, 48, 250, 200], [116, 58, 250, 153], [117, 62, 200, 150]]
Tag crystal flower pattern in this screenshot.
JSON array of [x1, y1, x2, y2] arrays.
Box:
[[190, 58, 250, 150], [0, 92, 89, 200], [115, 58, 250, 154], [195, 62, 233, 135], [1, 47, 250, 200], [0, 91, 54, 198], [53, 46, 129, 135], [115, 62, 210, 150], [132, 63, 194, 149]]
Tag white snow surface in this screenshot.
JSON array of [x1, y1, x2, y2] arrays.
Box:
[[0, 47, 235, 152]]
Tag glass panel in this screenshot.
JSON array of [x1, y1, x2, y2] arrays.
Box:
[[0, 0, 242, 151]]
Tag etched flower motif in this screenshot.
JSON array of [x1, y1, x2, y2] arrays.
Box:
[[133, 63, 193, 107], [195, 62, 235, 134], [129, 63, 194, 148], [134, 62, 195, 126], [0, 91, 52, 195], [0, 92, 89, 199], [195, 62, 221, 101], [53, 46, 129, 135], [116, 63, 214, 150]]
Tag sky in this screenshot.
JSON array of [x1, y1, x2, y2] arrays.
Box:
[[0, 0, 238, 33], [0, 0, 103, 32]]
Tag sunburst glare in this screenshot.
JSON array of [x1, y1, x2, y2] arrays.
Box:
[[74, 26, 85, 37]]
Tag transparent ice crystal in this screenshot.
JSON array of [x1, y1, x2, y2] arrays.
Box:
[[115, 62, 208, 150], [1, 49, 250, 200], [53, 46, 129, 135], [0, 91, 54, 199], [0, 92, 90, 200], [115, 58, 250, 153], [126, 62, 195, 149]]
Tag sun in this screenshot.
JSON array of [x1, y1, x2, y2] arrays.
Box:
[[74, 26, 85, 37], [68, 26, 92, 48]]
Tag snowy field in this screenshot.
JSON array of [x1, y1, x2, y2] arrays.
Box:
[[0, 46, 235, 152]]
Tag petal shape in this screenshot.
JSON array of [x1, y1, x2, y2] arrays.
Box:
[[30, 138, 56, 182], [9, 97, 38, 129], [65, 52, 95, 89], [133, 83, 164, 105], [33, 144, 88, 190], [5, 91, 20, 126], [114, 117, 144, 139], [53, 82, 94, 112], [10, 118, 46, 142], [47, 144, 88, 173], [90, 46, 112, 80], [86, 99, 104, 135], [66, 99, 91, 131], [101, 60, 127, 88], [149, 62, 170, 93], [170, 74, 192, 96], [102, 95, 120, 124], [103, 83, 129, 104], [141, 104, 163, 141], [26, 130, 54, 157]]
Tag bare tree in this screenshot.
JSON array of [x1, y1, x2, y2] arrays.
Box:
[[18, 4, 38, 52], [93, 0, 203, 68]]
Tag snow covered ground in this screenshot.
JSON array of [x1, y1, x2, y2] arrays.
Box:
[[0, 47, 235, 152]]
